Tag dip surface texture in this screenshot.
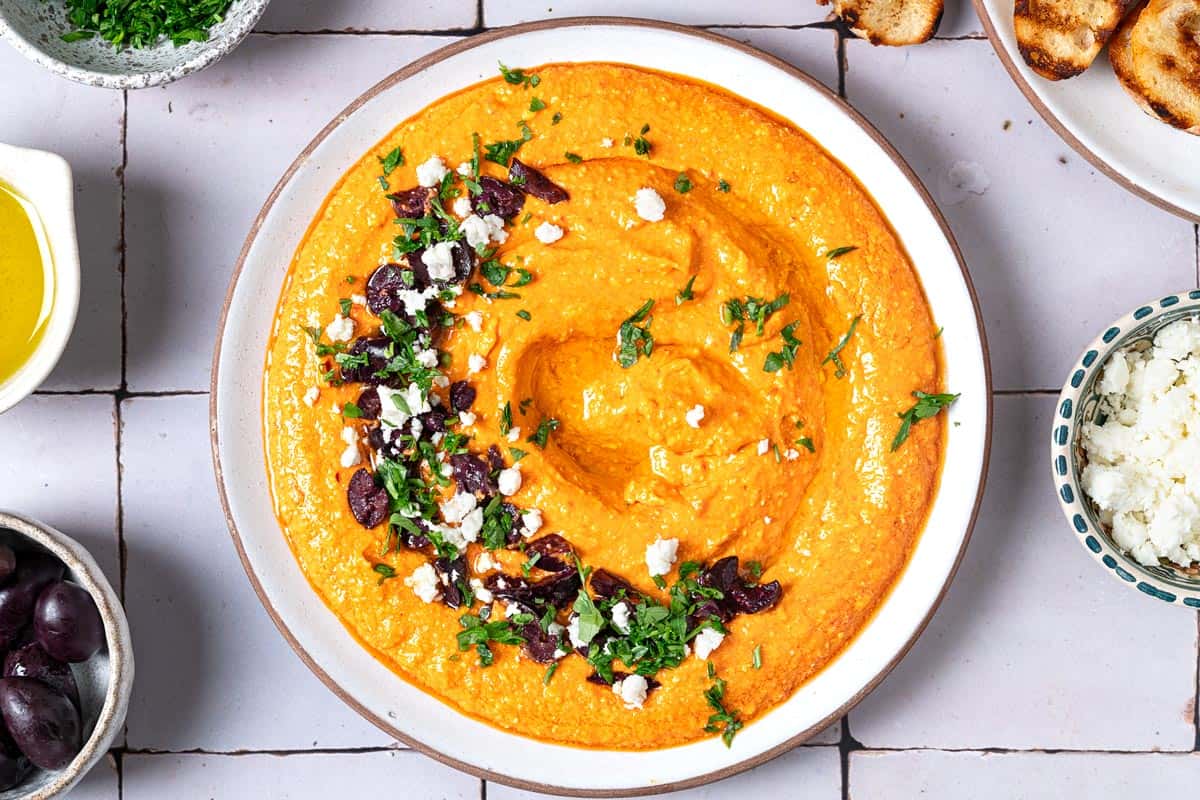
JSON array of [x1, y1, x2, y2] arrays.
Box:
[[264, 63, 944, 749]]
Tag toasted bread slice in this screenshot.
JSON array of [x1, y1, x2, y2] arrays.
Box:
[[1015, 0, 1141, 79], [821, 0, 944, 46], [1110, 2, 1147, 97], [1127, 0, 1200, 133]]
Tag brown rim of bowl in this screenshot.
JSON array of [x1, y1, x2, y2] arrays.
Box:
[[209, 17, 994, 798], [970, 0, 1200, 224]]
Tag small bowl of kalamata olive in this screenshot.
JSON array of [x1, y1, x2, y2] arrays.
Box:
[[0, 512, 132, 799]]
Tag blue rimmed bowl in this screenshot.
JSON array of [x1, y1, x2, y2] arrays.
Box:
[[1053, 290, 1200, 607]]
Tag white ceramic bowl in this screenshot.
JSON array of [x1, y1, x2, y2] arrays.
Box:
[[0, 144, 79, 416], [211, 19, 992, 796], [0, 0, 268, 90], [0, 512, 133, 800]]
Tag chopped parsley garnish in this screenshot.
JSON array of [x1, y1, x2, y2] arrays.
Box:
[[379, 146, 404, 175], [342, 402, 363, 419], [763, 322, 802, 373], [891, 391, 959, 451], [632, 124, 651, 156], [339, 297, 353, 316], [480, 495, 520, 550], [674, 173, 692, 193], [675, 274, 697, 305], [521, 552, 542, 577], [704, 676, 744, 747], [717, 179, 731, 193], [516, 309, 532, 321], [745, 560, 763, 579], [543, 662, 559, 685], [457, 612, 527, 667], [529, 96, 547, 112], [467, 283, 521, 301], [824, 245, 858, 259], [721, 294, 789, 352], [484, 120, 533, 166], [551, 112, 563, 125], [59, 0, 235, 48], [616, 299, 655, 368], [934, 326, 944, 339], [752, 645, 762, 670], [796, 435, 815, 453], [498, 62, 540, 88], [527, 417, 560, 448], [372, 564, 397, 585], [345, 275, 356, 284], [564, 151, 583, 163], [499, 402, 513, 436], [822, 315, 861, 378], [519, 397, 534, 415], [509, 447, 528, 462]]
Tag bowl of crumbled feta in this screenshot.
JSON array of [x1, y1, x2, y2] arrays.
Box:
[[1054, 292, 1200, 605]]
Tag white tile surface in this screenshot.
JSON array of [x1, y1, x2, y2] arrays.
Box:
[[488, 746, 841, 799], [124, 34, 460, 392], [0, 395, 119, 586], [936, 0, 986, 36], [258, 0, 478, 32], [851, 394, 1198, 750], [851, 750, 1200, 797], [120, 395, 393, 750], [709, 27, 839, 92], [64, 753, 120, 800], [0, 49, 123, 392], [844, 39, 1197, 391], [123, 750, 480, 799], [485, 0, 828, 27]]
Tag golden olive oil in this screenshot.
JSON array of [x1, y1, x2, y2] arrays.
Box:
[[0, 182, 54, 384]]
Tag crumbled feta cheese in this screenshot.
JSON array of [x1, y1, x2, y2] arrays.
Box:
[[645, 537, 679, 577], [395, 286, 440, 317], [534, 221, 564, 244], [600, 137, 614, 148], [452, 196, 473, 218], [440, 491, 478, 524], [351, 294, 367, 306], [325, 314, 355, 343], [415, 348, 439, 368], [634, 187, 666, 222], [757, 438, 770, 456], [504, 601, 523, 619], [416, 155, 449, 188], [764, 516, 773, 525], [458, 507, 483, 543], [521, 508, 543, 537], [611, 601, 632, 634], [459, 411, 477, 426], [1081, 317, 1200, 567], [470, 577, 493, 604], [784, 448, 799, 461], [302, 386, 319, 407], [376, 383, 431, 429], [693, 628, 725, 660], [405, 563, 440, 603], [612, 674, 648, 709], [507, 426, 521, 443], [475, 551, 500, 573], [497, 466, 523, 496], [423, 240, 457, 282], [465, 311, 484, 332], [468, 353, 487, 374], [461, 213, 509, 249], [685, 404, 705, 428], [338, 426, 362, 469], [456, 161, 472, 176], [566, 614, 586, 649]]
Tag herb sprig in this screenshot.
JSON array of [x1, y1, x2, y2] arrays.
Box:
[[60, 0, 235, 48], [891, 391, 959, 451], [822, 315, 861, 378], [616, 299, 656, 367]]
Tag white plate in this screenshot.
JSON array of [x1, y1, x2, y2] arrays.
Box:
[[211, 19, 992, 796], [974, 0, 1200, 221]]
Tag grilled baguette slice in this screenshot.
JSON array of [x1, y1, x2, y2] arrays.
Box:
[[1109, 1, 1146, 97], [822, 0, 944, 46], [1127, 0, 1200, 133], [1015, 0, 1140, 79]]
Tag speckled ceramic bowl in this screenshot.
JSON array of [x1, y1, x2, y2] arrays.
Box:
[[0, 0, 268, 89], [1052, 291, 1200, 607], [0, 512, 133, 799]]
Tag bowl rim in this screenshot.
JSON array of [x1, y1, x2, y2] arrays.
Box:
[[1051, 290, 1200, 607], [0, 144, 81, 417], [0, 0, 269, 90], [0, 510, 133, 799], [208, 17, 994, 796]]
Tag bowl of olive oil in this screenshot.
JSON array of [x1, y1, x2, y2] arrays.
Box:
[[0, 143, 79, 415]]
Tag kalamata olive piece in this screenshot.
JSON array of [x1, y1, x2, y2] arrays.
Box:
[[0, 553, 67, 651], [0, 678, 81, 771], [34, 582, 104, 663], [4, 643, 79, 709], [0, 545, 16, 587], [0, 722, 29, 791]]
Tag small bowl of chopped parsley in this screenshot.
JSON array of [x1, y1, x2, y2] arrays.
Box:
[[0, 0, 269, 89]]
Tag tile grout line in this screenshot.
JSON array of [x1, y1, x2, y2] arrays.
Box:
[[34, 388, 208, 397], [839, 716, 863, 800], [1194, 223, 1198, 287], [116, 89, 129, 609], [1194, 610, 1199, 751]]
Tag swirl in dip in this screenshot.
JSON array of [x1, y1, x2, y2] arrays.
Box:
[[264, 63, 947, 749]]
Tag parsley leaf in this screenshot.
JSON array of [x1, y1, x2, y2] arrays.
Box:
[[378, 146, 405, 176], [675, 274, 697, 305], [717, 179, 731, 193], [527, 417, 560, 448], [763, 322, 802, 373], [703, 676, 744, 747], [564, 151, 583, 163], [529, 96, 546, 112], [824, 245, 858, 259], [822, 315, 861, 378], [674, 173, 692, 193], [891, 391, 959, 451], [616, 299, 656, 368], [498, 61, 540, 88]]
